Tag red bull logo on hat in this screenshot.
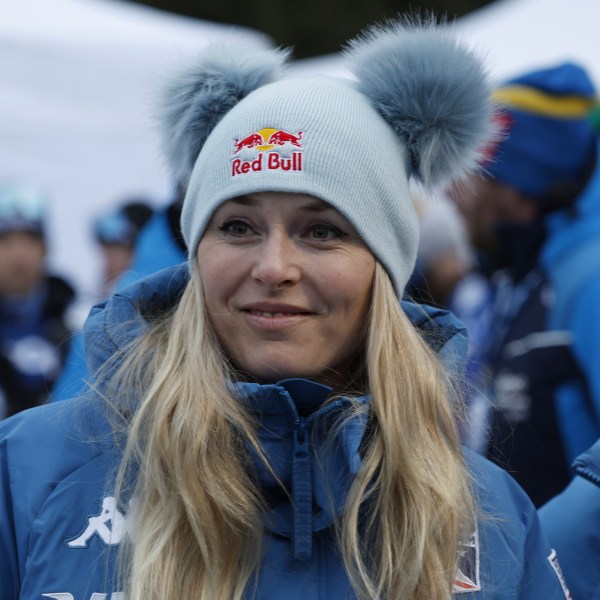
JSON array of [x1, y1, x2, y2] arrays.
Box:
[[231, 128, 303, 177]]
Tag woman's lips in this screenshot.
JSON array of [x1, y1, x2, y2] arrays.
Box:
[[240, 305, 314, 329]]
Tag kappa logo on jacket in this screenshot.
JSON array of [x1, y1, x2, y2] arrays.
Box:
[[452, 528, 481, 594], [66, 496, 133, 548]]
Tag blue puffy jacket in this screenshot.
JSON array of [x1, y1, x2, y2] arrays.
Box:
[[540, 438, 600, 599], [0, 266, 571, 599], [541, 146, 600, 461]]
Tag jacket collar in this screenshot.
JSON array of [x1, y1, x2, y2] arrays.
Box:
[[234, 378, 369, 559]]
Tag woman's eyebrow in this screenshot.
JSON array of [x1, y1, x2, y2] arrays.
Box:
[[229, 196, 254, 206], [300, 202, 331, 213]]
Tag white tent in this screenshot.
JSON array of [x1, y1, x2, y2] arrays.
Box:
[[454, 0, 600, 84], [290, 0, 600, 85], [0, 0, 272, 295]]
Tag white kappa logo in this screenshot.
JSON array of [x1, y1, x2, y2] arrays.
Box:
[[67, 496, 133, 548]]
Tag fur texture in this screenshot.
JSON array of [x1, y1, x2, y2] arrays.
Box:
[[158, 45, 290, 187], [346, 20, 493, 186]]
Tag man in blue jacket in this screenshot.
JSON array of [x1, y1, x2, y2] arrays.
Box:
[[451, 62, 600, 506], [0, 183, 76, 419]]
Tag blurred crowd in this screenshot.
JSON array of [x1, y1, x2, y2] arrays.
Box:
[[2, 56, 600, 594]]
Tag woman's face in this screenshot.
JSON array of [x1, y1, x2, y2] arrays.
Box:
[[197, 192, 376, 387]]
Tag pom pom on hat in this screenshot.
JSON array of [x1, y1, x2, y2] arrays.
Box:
[[158, 45, 291, 188], [346, 19, 493, 186], [485, 62, 599, 199]]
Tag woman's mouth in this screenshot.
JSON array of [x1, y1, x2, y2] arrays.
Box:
[[241, 305, 313, 329]]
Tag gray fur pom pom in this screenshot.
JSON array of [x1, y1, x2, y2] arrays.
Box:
[[158, 45, 290, 187], [346, 19, 493, 186]]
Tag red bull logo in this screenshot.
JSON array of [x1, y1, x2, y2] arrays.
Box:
[[231, 128, 303, 177]]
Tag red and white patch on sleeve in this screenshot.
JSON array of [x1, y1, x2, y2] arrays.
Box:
[[547, 549, 572, 599], [453, 527, 481, 594]]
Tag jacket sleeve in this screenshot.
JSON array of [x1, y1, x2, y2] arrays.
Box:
[[495, 469, 571, 600], [519, 496, 572, 599], [561, 277, 600, 455], [540, 474, 600, 600], [0, 424, 21, 600], [471, 451, 572, 599]]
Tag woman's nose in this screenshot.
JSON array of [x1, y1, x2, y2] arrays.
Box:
[[251, 232, 301, 288]]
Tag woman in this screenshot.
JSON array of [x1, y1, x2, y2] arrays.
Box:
[[0, 21, 570, 599]]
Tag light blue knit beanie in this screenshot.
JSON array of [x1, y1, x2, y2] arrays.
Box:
[[158, 20, 493, 297]]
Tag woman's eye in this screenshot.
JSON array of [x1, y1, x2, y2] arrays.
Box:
[[218, 220, 252, 236], [308, 224, 344, 240]]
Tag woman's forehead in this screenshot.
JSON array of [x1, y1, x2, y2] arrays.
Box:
[[216, 192, 339, 215]]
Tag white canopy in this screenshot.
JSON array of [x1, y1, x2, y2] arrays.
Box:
[[0, 0, 271, 294], [290, 0, 600, 86], [455, 0, 600, 84]]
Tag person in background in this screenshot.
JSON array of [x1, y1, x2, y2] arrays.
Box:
[[51, 199, 154, 402], [115, 188, 186, 290], [408, 192, 473, 309], [0, 22, 571, 599], [0, 182, 75, 418], [450, 62, 600, 507], [94, 200, 154, 298]]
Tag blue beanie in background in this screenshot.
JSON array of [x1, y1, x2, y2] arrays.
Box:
[[487, 63, 599, 199]]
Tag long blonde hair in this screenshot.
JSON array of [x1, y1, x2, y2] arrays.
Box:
[[109, 262, 474, 599]]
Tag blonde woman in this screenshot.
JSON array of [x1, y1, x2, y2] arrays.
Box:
[[0, 21, 571, 600]]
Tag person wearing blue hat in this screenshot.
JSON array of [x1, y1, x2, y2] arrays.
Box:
[[0, 182, 76, 418], [94, 200, 154, 297], [0, 21, 571, 600], [51, 200, 154, 402], [450, 62, 600, 507]]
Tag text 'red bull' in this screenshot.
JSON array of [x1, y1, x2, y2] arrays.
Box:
[[231, 152, 303, 176]]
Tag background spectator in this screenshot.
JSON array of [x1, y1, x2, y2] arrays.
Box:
[[408, 192, 473, 309], [94, 200, 154, 298], [115, 189, 186, 291], [51, 198, 155, 402], [450, 62, 600, 506], [0, 182, 75, 418]]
